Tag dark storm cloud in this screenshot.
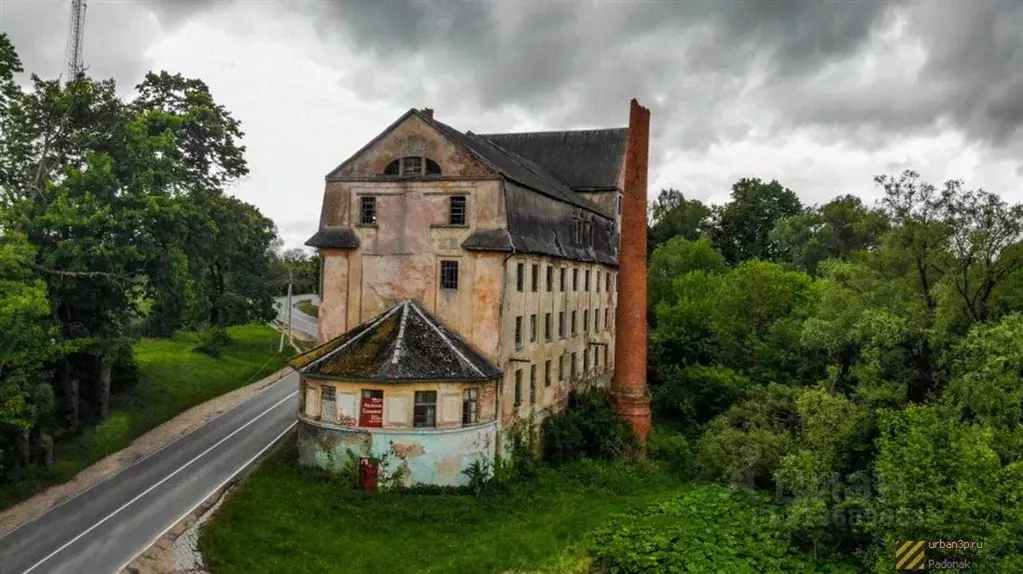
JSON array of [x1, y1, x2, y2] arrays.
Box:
[[298, 0, 1022, 158]]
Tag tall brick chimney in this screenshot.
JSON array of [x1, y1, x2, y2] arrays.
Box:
[[612, 99, 652, 446]]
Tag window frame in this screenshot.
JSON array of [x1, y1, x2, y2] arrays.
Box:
[[546, 266, 553, 291], [320, 385, 336, 423], [530, 314, 537, 343], [584, 309, 589, 332], [558, 311, 565, 338], [529, 364, 537, 404], [531, 264, 539, 292], [516, 263, 524, 292], [440, 260, 459, 290], [573, 268, 578, 291], [413, 390, 437, 428], [360, 196, 377, 226], [462, 388, 478, 425], [544, 312, 552, 341], [560, 268, 566, 291], [544, 359, 551, 387], [571, 310, 577, 336], [449, 195, 467, 226], [515, 316, 523, 348], [514, 370, 523, 406]]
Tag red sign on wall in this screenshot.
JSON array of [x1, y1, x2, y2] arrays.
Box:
[[360, 390, 384, 427]]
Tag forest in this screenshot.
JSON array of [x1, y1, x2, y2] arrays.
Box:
[[0, 34, 316, 486], [644, 175, 1023, 570]]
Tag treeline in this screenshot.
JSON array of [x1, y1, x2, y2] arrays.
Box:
[[0, 35, 309, 477], [647, 175, 1023, 570]]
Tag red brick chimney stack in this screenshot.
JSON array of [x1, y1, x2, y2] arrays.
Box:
[[612, 99, 652, 445]]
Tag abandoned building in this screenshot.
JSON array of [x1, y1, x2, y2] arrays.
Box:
[[290, 100, 651, 486]]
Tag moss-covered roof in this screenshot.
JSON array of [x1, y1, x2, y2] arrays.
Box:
[[289, 299, 501, 382]]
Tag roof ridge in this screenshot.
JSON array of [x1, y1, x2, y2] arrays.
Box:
[[389, 300, 411, 365], [409, 302, 486, 378], [479, 127, 628, 137]]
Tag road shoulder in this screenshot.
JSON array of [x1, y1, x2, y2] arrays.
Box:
[[0, 366, 294, 536]]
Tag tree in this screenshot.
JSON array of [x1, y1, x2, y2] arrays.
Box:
[[648, 235, 725, 312], [772, 195, 889, 275], [648, 189, 712, 251], [711, 178, 803, 263]]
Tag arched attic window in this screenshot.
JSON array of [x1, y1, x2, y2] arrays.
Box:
[[383, 156, 442, 177]]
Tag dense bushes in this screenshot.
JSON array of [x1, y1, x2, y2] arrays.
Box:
[[541, 389, 638, 465], [587, 484, 856, 573]]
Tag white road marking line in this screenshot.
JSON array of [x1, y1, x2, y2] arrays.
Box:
[[0, 372, 297, 543], [20, 391, 298, 574], [111, 420, 298, 574]]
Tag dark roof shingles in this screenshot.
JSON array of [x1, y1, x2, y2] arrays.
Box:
[[291, 300, 501, 382], [479, 129, 627, 191]]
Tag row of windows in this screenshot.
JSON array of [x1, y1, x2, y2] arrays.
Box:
[[514, 307, 613, 347], [516, 263, 616, 294], [312, 387, 480, 428], [423, 258, 619, 295], [360, 194, 466, 227], [512, 347, 610, 406]]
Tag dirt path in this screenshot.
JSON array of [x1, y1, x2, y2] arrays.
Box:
[[0, 365, 294, 536]]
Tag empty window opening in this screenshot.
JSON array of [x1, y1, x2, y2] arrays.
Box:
[[440, 260, 459, 289], [449, 195, 466, 225]]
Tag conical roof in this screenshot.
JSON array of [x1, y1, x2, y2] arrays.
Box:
[[289, 300, 501, 382]]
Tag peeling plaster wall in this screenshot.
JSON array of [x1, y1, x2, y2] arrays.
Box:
[[319, 250, 349, 341], [298, 419, 497, 487], [498, 254, 618, 429]]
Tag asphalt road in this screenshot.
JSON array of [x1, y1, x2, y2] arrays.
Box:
[[274, 293, 319, 339], [0, 307, 324, 574]]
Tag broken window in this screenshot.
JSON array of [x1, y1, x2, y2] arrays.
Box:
[[594, 308, 600, 331], [560, 268, 566, 291], [515, 316, 523, 347], [531, 264, 539, 291], [605, 308, 610, 329], [462, 388, 478, 424], [413, 390, 437, 428], [383, 160, 400, 175], [360, 196, 377, 226], [606, 272, 611, 292], [595, 347, 600, 368], [571, 311, 577, 335], [401, 156, 423, 176], [530, 314, 537, 343], [584, 349, 589, 373], [440, 260, 459, 289], [585, 269, 591, 291], [425, 158, 442, 175], [558, 311, 565, 338], [529, 366, 539, 402], [546, 266, 553, 291], [449, 195, 466, 225], [559, 355, 565, 381], [573, 268, 578, 291], [545, 313, 552, 341], [517, 263, 524, 292], [514, 370, 523, 406], [545, 359, 551, 387], [320, 385, 336, 423], [571, 352, 577, 380], [584, 309, 589, 332]]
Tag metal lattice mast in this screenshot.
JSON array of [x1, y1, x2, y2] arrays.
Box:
[[67, 0, 86, 79]]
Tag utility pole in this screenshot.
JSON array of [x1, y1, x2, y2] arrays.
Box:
[[287, 269, 294, 347]]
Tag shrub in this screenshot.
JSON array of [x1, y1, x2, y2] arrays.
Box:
[[587, 484, 856, 573], [647, 428, 693, 477], [193, 326, 232, 358], [541, 389, 638, 465]]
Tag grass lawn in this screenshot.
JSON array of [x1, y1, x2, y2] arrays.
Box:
[[0, 324, 291, 511], [296, 300, 319, 318], [199, 441, 691, 574]]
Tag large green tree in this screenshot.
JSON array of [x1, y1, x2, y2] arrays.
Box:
[[711, 178, 803, 263], [771, 194, 889, 275]]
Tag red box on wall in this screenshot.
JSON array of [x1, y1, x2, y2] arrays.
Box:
[[359, 458, 378, 491]]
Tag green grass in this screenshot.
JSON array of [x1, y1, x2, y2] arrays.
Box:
[[199, 442, 690, 574], [296, 300, 319, 318], [0, 324, 291, 511]]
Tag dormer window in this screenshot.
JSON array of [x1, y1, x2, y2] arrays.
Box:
[[383, 157, 442, 177]]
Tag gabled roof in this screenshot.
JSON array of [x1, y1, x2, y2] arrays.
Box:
[[478, 129, 627, 191], [289, 299, 501, 382], [324, 108, 615, 220]]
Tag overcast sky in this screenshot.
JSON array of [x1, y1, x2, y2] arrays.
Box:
[[2, 0, 1021, 249]]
